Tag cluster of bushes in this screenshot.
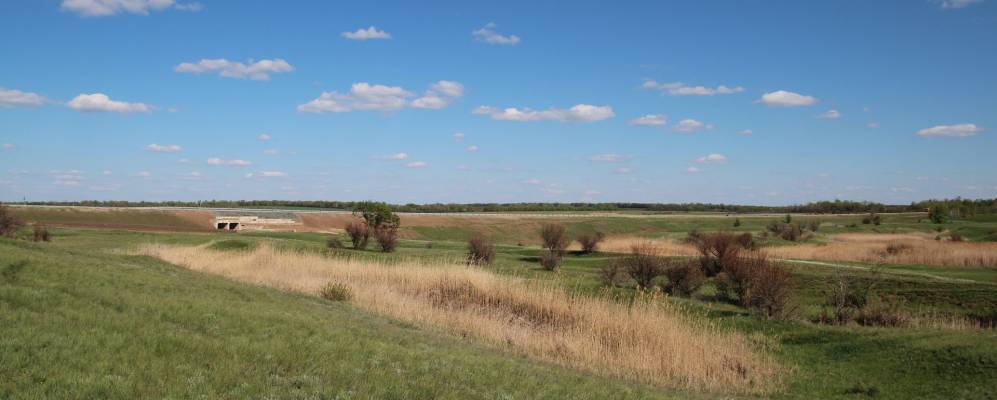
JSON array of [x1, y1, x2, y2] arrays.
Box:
[[861, 213, 882, 225], [339, 202, 399, 252], [466, 232, 495, 265], [539, 224, 568, 271], [764, 218, 819, 241], [0, 204, 50, 242], [601, 232, 796, 319], [816, 273, 909, 327]]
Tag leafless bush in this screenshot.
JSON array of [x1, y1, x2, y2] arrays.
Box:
[[599, 260, 626, 287], [806, 220, 821, 232], [540, 223, 567, 255], [374, 227, 398, 252], [344, 220, 370, 250], [467, 232, 496, 265], [884, 242, 912, 255], [576, 231, 605, 254], [950, 233, 965, 242], [0, 204, 22, 238], [622, 242, 666, 289], [32, 224, 51, 242], [539, 251, 561, 272], [664, 260, 705, 297], [689, 232, 750, 277], [745, 262, 796, 319]]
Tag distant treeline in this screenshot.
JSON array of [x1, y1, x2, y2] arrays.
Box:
[[10, 198, 997, 216]]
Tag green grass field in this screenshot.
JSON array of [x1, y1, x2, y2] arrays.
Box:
[[3, 215, 997, 399]]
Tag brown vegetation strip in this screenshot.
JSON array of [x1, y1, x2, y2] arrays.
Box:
[[139, 244, 781, 395], [763, 233, 997, 268]]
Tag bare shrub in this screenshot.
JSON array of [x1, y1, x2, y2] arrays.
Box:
[[663, 260, 705, 297], [540, 223, 567, 255], [32, 224, 51, 242], [320, 281, 352, 301], [467, 232, 496, 265], [576, 231, 605, 254], [950, 232, 965, 242], [599, 260, 626, 287], [884, 242, 912, 255], [778, 224, 802, 241], [745, 262, 796, 319], [344, 220, 370, 249], [689, 232, 749, 277], [622, 242, 665, 289], [0, 204, 22, 238], [806, 220, 821, 232], [327, 236, 344, 249], [539, 251, 561, 272], [374, 227, 398, 252]]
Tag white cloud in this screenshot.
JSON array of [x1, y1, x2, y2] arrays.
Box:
[[175, 59, 294, 81], [0, 87, 47, 107], [2, 144, 13, 150], [245, 171, 286, 178], [473, 104, 614, 123], [258, 133, 271, 141], [757, 90, 817, 107], [206, 157, 224, 165], [472, 22, 520, 45], [453, 132, 465, 141], [613, 167, 631, 174], [817, 109, 841, 119], [375, 152, 409, 160], [588, 153, 631, 162], [738, 129, 753, 136], [686, 166, 701, 173], [60, 0, 199, 16], [411, 80, 464, 109], [696, 153, 727, 163], [673, 118, 713, 133], [867, 122, 879, 129], [641, 80, 744, 96], [134, 171, 152, 178], [936, 0, 982, 8], [629, 114, 667, 126], [466, 145, 479, 152], [405, 161, 429, 169], [179, 171, 202, 180], [523, 178, 542, 185], [891, 187, 914, 193], [341, 26, 392, 40], [263, 149, 278, 155], [144, 143, 181, 153], [916, 123, 982, 138], [67, 93, 151, 113], [227, 159, 252, 167], [177, 158, 191, 164]]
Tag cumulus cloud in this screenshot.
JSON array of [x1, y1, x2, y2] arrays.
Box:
[[629, 114, 667, 126], [227, 159, 252, 167], [258, 133, 271, 140], [641, 80, 744, 96], [686, 166, 701, 173], [588, 153, 631, 162], [175, 58, 294, 81], [144, 143, 181, 153], [411, 81, 464, 109], [177, 158, 191, 164], [757, 90, 817, 107], [299, 81, 463, 113], [263, 149, 278, 155], [245, 171, 286, 178], [60, 0, 201, 16], [613, 167, 631, 174], [523, 178, 542, 185], [405, 161, 429, 169], [341, 26, 392, 40], [466, 145, 479, 152], [473, 104, 614, 123], [472, 23, 520, 45], [374, 152, 409, 160], [738, 129, 753, 136], [935, 0, 982, 8], [2, 144, 14, 150], [916, 123, 982, 138], [696, 153, 727, 164], [0, 87, 47, 108], [817, 109, 841, 119], [453, 132, 465, 141], [134, 171, 152, 178], [67, 93, 151, 113], [206, 157, 224, 165], [673, 118, 713, 133], [867, 122, 879, 129]]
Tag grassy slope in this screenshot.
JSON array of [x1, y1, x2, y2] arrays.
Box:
[[8, 207, 207, 232], [0, 235, 699, 400]]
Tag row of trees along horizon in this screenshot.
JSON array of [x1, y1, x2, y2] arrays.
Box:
[[8, 198, 997, 216]]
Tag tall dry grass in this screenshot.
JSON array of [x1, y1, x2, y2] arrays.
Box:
[[595, 236, 699, 256], [139, 244, 781, 395], [763, 233, 997, 268]]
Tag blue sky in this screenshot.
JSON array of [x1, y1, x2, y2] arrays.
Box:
[[1, 0, 995, 205]]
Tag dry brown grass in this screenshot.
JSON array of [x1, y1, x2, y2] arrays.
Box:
[[139, 243, 781, 395], [597, 236, 699, 256], [763, 233, 997, 268]]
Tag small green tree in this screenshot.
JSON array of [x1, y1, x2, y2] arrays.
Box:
[[784, 214, 792, 224], [353, 201, 400, 230], [928, 205, 949, 224], [733, 218, 741, 227]]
